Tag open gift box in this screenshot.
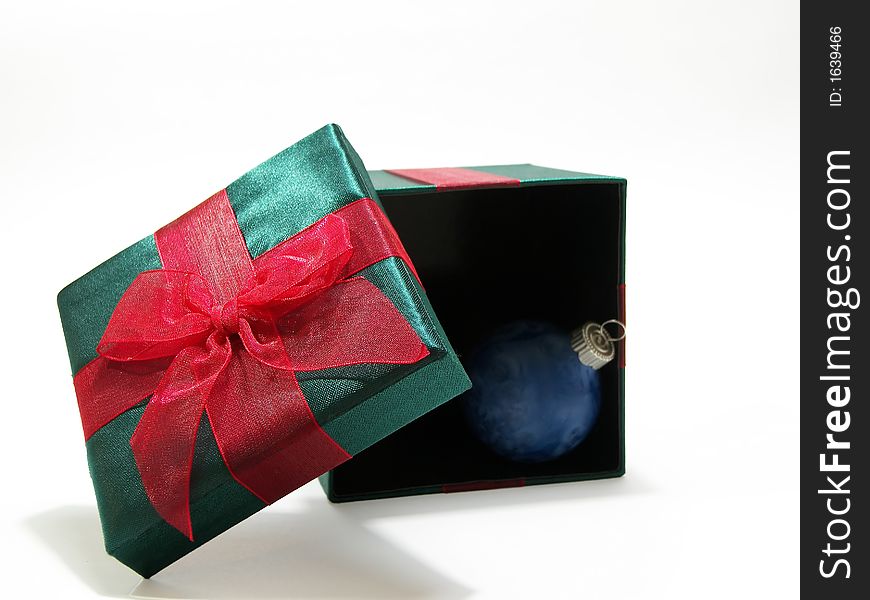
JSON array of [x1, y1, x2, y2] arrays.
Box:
[[323, 165, 626, 501], [57, 125, 625, 577]]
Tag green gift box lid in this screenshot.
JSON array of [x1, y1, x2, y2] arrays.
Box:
[[57, 124, 471, 577]]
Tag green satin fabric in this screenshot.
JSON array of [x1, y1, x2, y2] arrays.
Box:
[[58, 236, 162, 374], [58, 124, 470, 577], [227, 125, 372, 260]]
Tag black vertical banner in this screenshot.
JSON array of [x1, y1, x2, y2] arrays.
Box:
[[802, 2, 868, 597]]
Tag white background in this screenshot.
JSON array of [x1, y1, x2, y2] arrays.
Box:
[[0, 1, 799, 598]]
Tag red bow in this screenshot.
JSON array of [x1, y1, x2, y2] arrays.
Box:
[[74, 192, 427, 539]]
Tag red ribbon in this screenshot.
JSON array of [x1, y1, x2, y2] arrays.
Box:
[[385, 167, 520, 191], [73, 192, 427, 540]]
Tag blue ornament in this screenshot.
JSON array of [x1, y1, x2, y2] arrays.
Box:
[[463, 320, 618, 463]]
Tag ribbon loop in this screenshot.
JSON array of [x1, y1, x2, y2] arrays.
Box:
[[97, 270, 214, 362], [240, 213, 354, 314]]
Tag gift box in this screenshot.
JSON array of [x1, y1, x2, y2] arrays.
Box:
[[57, 125, 471, 577], [321, 165, 626, 501]]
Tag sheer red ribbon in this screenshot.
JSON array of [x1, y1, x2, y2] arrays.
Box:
[[73, 193, 427, 540]]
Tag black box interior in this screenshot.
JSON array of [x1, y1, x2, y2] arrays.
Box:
[[329, 182, 624, 500]]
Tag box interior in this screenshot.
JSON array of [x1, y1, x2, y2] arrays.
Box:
[[330, 182, 623, 499]]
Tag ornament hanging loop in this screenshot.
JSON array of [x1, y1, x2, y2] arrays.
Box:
[[571, 319, 626, 370], [600, 319, 627, 343]]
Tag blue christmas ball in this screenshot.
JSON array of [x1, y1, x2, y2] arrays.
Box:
[[463, 320, 601, 463]]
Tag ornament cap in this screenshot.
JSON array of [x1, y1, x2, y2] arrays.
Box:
[[571, 321, 624, 370]]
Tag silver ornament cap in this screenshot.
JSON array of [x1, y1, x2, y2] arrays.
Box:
[[571, 321, 625, 370]]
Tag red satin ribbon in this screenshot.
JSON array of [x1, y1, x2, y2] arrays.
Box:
[[74, 193, 427, 540], [385, 167, 520, 191]]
